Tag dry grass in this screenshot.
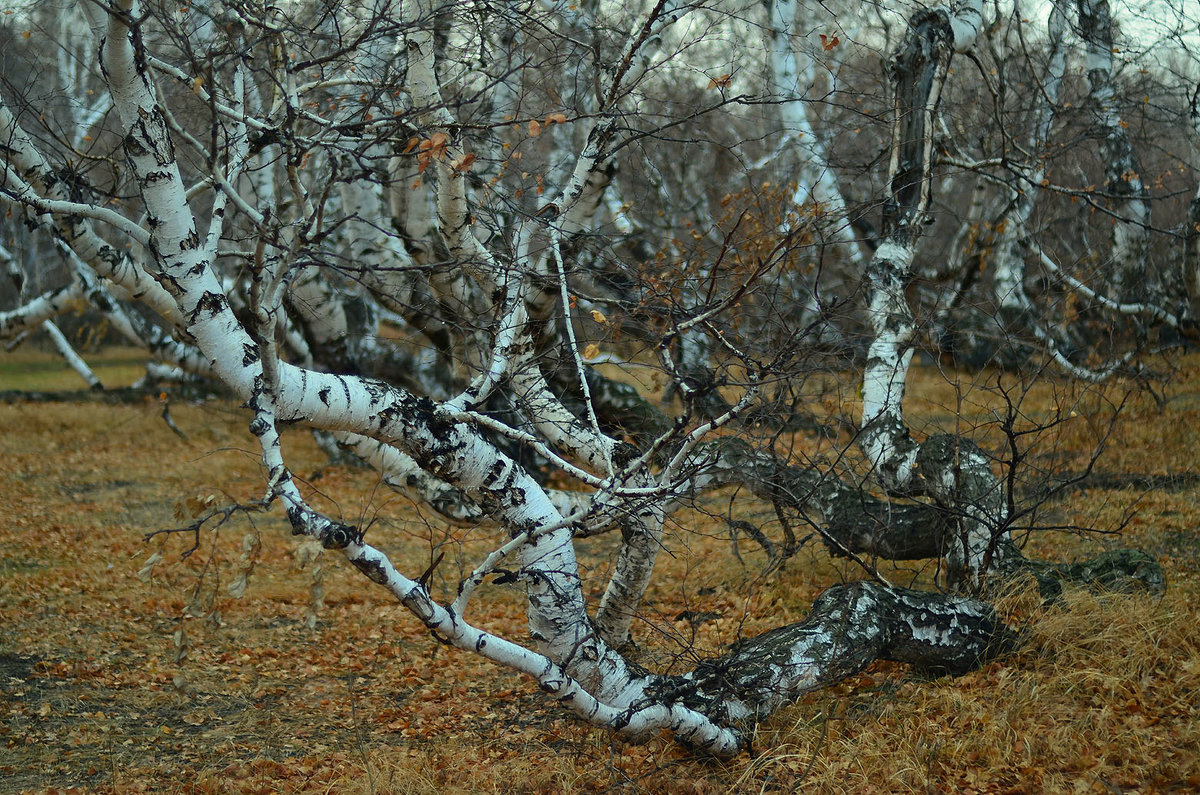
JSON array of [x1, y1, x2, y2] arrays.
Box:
[[1, 348, 1199, 793]]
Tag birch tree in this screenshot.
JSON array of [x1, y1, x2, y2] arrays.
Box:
[[0, 0, 1173, 757]]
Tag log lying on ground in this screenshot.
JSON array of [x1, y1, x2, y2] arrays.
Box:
[[647, 581, 1017, 736]]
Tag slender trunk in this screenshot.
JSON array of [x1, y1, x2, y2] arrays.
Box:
[[992, 0, 1066, 324], [766, 0, 866, 267], [1184, 84, 1200, 322], [1077, 0, 1150, 300]]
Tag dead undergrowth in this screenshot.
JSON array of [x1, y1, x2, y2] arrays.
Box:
[[1, 348, 1199, 793]]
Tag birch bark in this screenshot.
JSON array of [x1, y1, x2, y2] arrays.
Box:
[[1076, 0, 1151, 300], [858, 0, 1005, 584], [0, 0, 1169, 759]]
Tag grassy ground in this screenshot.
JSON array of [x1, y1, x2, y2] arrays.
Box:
[[1, 347, 1199, 793]]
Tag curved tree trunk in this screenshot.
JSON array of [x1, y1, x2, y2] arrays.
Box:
[[857, 0, 1007, 586]]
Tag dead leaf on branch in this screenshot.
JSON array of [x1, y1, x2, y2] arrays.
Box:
[[295, 537, 324, 569], [415, 132, 450, 173], [450, 152, 476, 174], [175, 492, 217, 521], [173, 627, 189, 664]]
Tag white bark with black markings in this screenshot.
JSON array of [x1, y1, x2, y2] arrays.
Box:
[[1077, 0, 1150, 300], [859, 0, 1004, 583]]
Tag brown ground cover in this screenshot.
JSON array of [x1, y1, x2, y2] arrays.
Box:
[[1, 348, 1199, 793]]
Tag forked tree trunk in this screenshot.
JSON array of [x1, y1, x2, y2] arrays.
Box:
[[858, 0, 1005, 585]]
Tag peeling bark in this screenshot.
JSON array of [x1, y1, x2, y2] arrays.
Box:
[[858, 1, 1007, 584], [654, 582, 1015, 727]]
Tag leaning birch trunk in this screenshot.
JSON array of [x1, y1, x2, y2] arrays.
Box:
[[858, 0, 1005, 585], [0, 243, 98, 387], [43, 321, 103, 389], [991, 0, 1067, 327], [767, 0, 866, 268], [0, 103, 181, 327]]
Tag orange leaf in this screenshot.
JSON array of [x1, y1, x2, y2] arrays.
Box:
[[707, 74, 731, 90], [528, 119, 542, 137], [427, 131, 449, 159], [820, 33, 840, 51]]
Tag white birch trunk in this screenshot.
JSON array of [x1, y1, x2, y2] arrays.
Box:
[[991, 0, 1067, 322], [859, 0, 1004, 583], [1077, 0, 1151, 300], [1184, 85, 1200, 321], [767, 0, 866, 268], [0, 0, 1082, 757], [0, 104, 181, 327]]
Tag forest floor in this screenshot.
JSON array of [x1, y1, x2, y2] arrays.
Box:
[[1, 347, 1199, 794]]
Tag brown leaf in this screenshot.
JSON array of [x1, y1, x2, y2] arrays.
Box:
[[451, 152, 476, 173]]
